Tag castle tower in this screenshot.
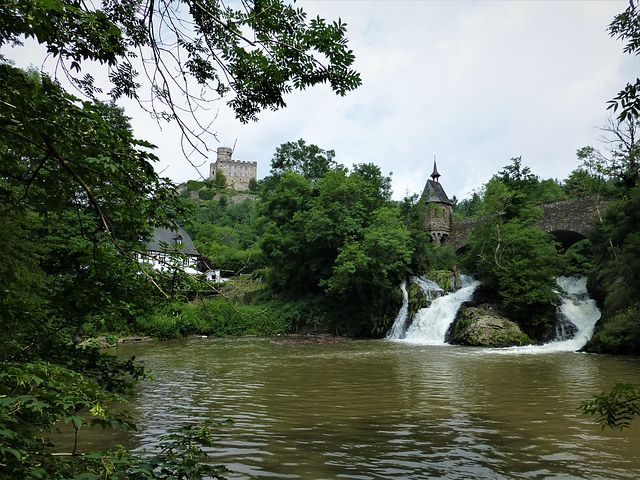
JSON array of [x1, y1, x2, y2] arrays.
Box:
[[209, 147, 258, 191], [423, 157, 453, 245]]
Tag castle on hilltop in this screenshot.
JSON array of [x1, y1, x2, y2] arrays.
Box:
[[209, 147, 257, 191]]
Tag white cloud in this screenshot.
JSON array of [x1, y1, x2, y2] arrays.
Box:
[[3, 0, 637, 200]]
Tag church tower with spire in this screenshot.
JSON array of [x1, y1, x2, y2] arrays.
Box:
[[422, 156, 453, 245]]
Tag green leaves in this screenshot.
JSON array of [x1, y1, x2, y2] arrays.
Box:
[[1, 0, 361, 135], [324, 206, 412, 296], [608, 2, 640, 122], [269, 138, 339, 182], [0, 62, 219, 477], [461, 159, 562, 332], [259, 161, 410, 334], [0, 360, 133, 475], [581, 383, 640, 430]]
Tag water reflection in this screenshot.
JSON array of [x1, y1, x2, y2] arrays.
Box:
[[107, 339, 640, 480]]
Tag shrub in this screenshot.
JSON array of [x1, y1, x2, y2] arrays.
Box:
[[198, 188, 215, 200], [135, 302, 204, 339], [186, 180, 206, 191], [588, 306, 640, 354]]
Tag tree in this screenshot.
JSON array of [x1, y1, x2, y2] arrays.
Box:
[[1, 0, 361, 134], [576, 117, 639, 190], [1, 2, 361, 474], [214, 168, 228, 189], [0, 66, 200, 477], [258, 162, 410, 335], [461, 163, 561, 337], [607, 1, 640, 122], [454, 190, 483, 219], [581, 0, 640, 432], [324, 206, 411, 297], [563, 167, 607, 197], [492, 157, 540, 219], [530, 178, 565, 203], [586, 185, 640, 354], [269, 138, 340, 182]]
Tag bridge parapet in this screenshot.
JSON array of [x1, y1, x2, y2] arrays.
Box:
[[537, 195, 608, 237], [450, 218, 480, 251], [448, 195, 608, 251]]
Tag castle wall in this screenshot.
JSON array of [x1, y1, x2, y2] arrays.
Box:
[[425, 203, 453, 245], [209, 147, 257, 191]]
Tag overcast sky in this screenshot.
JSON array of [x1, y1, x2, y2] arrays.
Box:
[[6, 0, 639, 201]]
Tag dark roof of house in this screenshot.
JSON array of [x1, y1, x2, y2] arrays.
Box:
[[422, 179, 452, 205], [146, 226, 199, 256]]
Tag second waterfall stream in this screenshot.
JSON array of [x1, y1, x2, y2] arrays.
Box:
[[386, 274, 601, 352], [386, 274, 480, 345]]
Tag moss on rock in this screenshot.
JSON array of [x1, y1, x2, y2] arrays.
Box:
[[407, 282, 427, 320], [450, 304, 532, 347], [425, 270, 455, 292]]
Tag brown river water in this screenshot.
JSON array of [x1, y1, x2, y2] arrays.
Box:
[[71, 337, 640, 479]]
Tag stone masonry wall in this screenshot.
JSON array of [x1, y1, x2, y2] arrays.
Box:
[[425, 203, 453, 244], [450, 219, 478, 250], [537, 196, 607, 237], [209, 147, 257, 191], [449, 195, 609, 250]]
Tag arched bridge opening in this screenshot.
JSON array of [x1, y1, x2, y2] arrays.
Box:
[[548, 230, 588, 253]]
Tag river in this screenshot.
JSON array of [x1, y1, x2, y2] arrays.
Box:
[[91, 338, 640, 480]]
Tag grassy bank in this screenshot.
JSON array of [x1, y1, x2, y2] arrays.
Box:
[[132, 286, 339, 339]]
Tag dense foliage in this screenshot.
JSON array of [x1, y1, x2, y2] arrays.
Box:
[[258, 160, 413, 336], [174, 141, 452, 337], [578, 0, 640, 432], [460, 159, 563, 337], [0, 65, 195, 479], [3, 0, 639, 457], [0, 0, 362, 476], [269, 138, 339, 182], [1, 0, 361, 128], [183, 194, 265, 276], [584, 141, 640, 354]]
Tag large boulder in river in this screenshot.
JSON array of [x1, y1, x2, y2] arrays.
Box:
[[449, 304, 532, 347]]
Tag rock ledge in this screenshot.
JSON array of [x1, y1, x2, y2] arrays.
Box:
[[450, 304, 532, 347]]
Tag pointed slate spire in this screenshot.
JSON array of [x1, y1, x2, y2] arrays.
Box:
[[422, 153, 451, 205], [430, 154, 441, 183]]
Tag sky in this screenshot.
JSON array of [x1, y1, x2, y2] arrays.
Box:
[[5, 0, 639, 201]]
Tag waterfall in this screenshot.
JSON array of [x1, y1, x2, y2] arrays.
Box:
[[489, 276, 600, 354], [410, 276, 443, 295], [387, 275, 600, 351], [521, 276, 600, 353], [387, 275, 480, 345], [386, 281, 409, 339]]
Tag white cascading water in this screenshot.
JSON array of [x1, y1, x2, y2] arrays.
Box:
[[387, 274, 481, 345], [410, 276, 443, 295], [506, 276, 601, 354], [386, 281, 410, 339], [388, 274, 601, 352]]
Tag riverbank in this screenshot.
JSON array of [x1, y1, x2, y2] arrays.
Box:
[[269, 335, 358, 346]]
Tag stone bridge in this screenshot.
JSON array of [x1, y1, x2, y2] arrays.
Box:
[[449, 195, 609, 251]]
